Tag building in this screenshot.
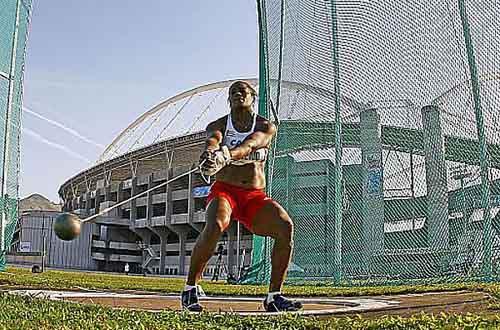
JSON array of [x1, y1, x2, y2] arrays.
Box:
[[8, 210, 95, 271]]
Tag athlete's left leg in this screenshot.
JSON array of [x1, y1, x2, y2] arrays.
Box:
[[249, 200, 301, 312], [250, 201, 293, 293]]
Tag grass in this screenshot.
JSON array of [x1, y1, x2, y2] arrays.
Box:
[[1, 266, 497, 298], [2, 293, 500, 330], [2, 266, 500, 329]]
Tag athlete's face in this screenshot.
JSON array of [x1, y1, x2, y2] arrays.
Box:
[[229, 83, 255, 110]]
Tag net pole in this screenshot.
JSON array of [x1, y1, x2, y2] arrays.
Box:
[[251, 0, 271, 284], [236, 222, 240, 279], [1, 0, 22, 252], [274, 0, 285, 118], [458, 0, 492, 281], [329, 0, 343, 284], [257, 0, 269, 119]]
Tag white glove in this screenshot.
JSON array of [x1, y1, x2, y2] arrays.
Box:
[[200, 146, 231, 176]]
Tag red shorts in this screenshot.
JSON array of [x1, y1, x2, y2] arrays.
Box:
[[206, 181, 273, 230]]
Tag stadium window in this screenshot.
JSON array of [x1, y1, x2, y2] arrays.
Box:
[[121, 209, 130, 219], [152, 182, 167, 194], [194, 197, 207, 212], [136, 184, 148, 194], [136, 206, 147, 219], [122, 189, 131, 200], [172, 200, 188, 214], [170, 176, 189, 190], [152, 203, 166, 217]]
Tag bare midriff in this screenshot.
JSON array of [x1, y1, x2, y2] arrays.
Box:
[[215, 161, 266, 190]]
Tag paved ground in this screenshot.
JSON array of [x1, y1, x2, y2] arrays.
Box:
[[8, 289, 491, 317]]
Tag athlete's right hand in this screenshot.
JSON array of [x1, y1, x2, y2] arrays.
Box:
[[199, 150, 215, 175], [199, 150, 213, 164], [199, 146, 231, 176]]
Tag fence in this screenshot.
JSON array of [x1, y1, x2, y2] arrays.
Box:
[[247, 0, 500, 286], [0, 0, 33, 270]]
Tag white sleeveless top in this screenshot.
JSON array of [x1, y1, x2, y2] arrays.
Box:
[[222, 113, 268, 165]]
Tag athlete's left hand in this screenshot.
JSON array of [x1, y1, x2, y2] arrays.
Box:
[[213, 145, 231, 166], [200, 146, 231, 176]]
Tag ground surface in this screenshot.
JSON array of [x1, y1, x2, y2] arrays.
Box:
[[12, 288, 491, 317], [67, 295, 336, 313], [3, 266, 500, 329], [65, 291, 490, 315]]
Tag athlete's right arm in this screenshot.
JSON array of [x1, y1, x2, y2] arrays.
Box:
[[199, 120, 225, 175], [204, 120, 224, 153]]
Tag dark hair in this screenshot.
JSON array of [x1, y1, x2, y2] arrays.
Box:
[[228, 81, 257, 103]]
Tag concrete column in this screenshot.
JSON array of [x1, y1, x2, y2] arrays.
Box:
[[159, 234, 168, 275], [360, 108, 385, 263], [150, 227, 169, 275], [85, 191, 91, 216], [104, 183, 111, 202], [130, 177, 138, 226], [422, 105, 449, 249], [188, 166, 203, 232], [178, 230, 188, 276], [227, 225, 236, 277], [117, 182, 123, 218], [188, 169, 194, 220], [146, 174, 154, 226], [100, 223, 111, 271], [139, 230, 152, 273], [165, 168, 173, 226], [95, 188, 101, 214]]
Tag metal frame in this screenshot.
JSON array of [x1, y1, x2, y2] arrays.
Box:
[[329, 0, 344, 284], [1, 0, 22, 252], [458, 0, 492, 280]]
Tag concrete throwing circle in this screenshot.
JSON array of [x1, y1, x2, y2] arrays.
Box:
[[8, 289, 395, 316], [9, 290, 489, 317]]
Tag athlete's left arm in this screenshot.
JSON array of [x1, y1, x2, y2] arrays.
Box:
[[229, 120, 276, 161]]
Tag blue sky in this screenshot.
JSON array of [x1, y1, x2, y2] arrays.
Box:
[[21, 1, 259, 201]]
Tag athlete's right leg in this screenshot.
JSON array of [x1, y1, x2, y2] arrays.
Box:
[[186, 196, 232, 285], [182, 196, 233, 311]]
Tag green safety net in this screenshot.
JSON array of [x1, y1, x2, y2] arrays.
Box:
[[0, 0, 33, 270], [244, 0, 500, 286]]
